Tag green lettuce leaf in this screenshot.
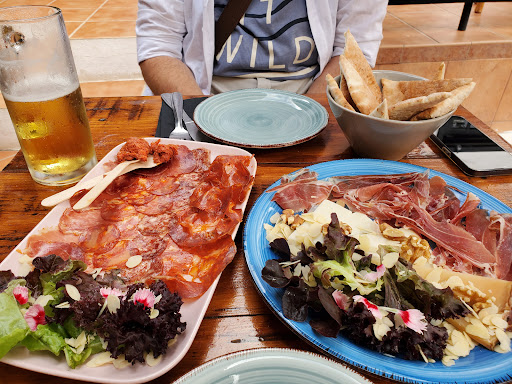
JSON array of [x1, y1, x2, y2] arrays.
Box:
[[310, 214, 382, 295], [64, 335, 104, 369], [39, 259, 86, 296], [0, 282, 30, 359], [20, 323, 67, 356], [21, 321, 105, 369]]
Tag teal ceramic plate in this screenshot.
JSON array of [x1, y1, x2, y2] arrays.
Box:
[[193, 89, 328, 148], [173, 348, 372, 384]]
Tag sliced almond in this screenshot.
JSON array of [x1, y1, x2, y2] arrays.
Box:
[[126, 255, 143, 269], [55, 301, 71, 309], [106, 294, 121, 314], [466, 322, 490, 339], [491, 315, 509, 329], [495, 328, 511, 350], [65, 284, 81, 301], [149, 308, 160, 319], [146, 353, 163, 367]]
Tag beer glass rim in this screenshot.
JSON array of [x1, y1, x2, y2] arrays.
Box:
[[0, 5, 61, 23]]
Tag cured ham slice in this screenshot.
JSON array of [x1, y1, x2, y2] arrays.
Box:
[[24, 142, 254, 299], [269, 169, 512, 280], [465, 209, 489, 242], [450, 192, 480, 225], [155, 235, 237, 299], [100, 199, 138, 222], [485, 213, 512, 280], [25, 233, 84, 262], [79, 224, 121, 254], [269, 169, 334, 212], [426, 176, 461, 221], [342, 184, 495, 269], [59, 208, 104, 235], [331, 172, 429, 200], [207, 155, 254, 204]]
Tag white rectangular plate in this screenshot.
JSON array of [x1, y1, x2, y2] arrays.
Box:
[[0, 138, 257, 384]]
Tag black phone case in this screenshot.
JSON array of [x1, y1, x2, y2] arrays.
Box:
[[429, 116, 512, 177]]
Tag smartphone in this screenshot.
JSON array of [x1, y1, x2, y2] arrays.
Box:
[[430, 115, 512, 177]]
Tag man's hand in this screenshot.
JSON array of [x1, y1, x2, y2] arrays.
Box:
[[306, 55, 341, 95], [140, 56, 204, 96]]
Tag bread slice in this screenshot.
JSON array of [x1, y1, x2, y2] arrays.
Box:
[[411, 82, 476, 120], [343, 29, 382, 103], [339, 55, 380, 115], [326, 73, 355, 111]]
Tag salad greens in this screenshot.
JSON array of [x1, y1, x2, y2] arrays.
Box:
[[0, 279, 30, 358], [262, 213, 469, 361], [0, 254, 186, 368]]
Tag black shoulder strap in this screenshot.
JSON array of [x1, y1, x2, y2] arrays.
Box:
[[214, 0, 253, 56]]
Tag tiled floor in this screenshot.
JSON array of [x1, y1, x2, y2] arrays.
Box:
[[1, 1, 512, 169], [380, 2, 512, 143], [0, 150, 17, 171], [385, 3, 512, 44]]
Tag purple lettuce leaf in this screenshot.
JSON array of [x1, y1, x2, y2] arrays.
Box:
[[282, 280, 309, 322], [0, 270, 15, 292], [262, 259, 292, 288], [98, 282, 186, 364]]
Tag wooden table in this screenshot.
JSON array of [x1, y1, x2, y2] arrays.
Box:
[[1, 94, 511, 384]]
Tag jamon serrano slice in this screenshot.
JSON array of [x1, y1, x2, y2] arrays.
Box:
[[343, 183, 497, 276], [269, 169, 333, 212], [25, 232, 84, 262], [269, 168, 511, 280], [485, 213, 512, 280]]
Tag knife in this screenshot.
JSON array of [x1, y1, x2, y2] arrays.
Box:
[[161, 93, 192, 140], [182, 102, 216, 143]]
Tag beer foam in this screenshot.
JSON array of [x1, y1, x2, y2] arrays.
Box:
[[3, 77, 79, 103]]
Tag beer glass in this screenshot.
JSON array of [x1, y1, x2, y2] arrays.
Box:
[[0, 6, 97, 186]]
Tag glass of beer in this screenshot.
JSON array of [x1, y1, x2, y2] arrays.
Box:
[[0, 6, 97, 186]]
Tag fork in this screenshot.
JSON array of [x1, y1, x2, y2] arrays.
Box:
[[161, 93, 191, 140]]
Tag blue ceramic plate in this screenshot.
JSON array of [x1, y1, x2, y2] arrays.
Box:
[[173, 348, 372, 384], [243, 159, 512, 384], [193, 89, 328, 148]]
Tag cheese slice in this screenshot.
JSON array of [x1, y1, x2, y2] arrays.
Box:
[[413, 257, 512, 311]]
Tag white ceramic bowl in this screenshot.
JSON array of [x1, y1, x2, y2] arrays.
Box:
[[326, 70, 455, 161]]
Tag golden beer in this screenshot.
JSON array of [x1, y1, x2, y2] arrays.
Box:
[[5, 86, 97, 185], [0, 5, 97, 186]]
